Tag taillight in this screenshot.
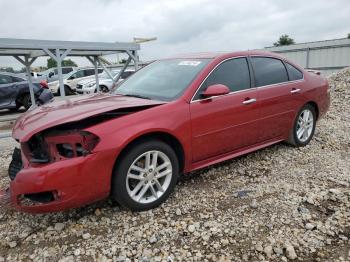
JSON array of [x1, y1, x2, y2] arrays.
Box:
[[40, 80, 49, 89]]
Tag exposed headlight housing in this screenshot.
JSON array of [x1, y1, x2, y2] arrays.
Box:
[[25, 130, 100, 164], [87, 82, 96, 87]]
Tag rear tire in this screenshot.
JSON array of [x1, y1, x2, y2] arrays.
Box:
[[22, 94, 32, 111], [100, 85, 109, 93], [111, 140, 179, 211], [287, 104, 316, 147]]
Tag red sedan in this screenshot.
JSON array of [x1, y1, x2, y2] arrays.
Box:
[[5, 51, 330, 213]]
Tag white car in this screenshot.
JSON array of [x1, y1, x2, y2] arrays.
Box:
[[76, 69, 134, 94], [40, 67, 76, 82], [48, 68, 103, 95]]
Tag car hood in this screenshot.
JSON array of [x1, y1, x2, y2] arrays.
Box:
[[78, 77, 112, 85], [13, 93, 166, 142], [78, 78, 96, 85], [48, 79, 65, 86]]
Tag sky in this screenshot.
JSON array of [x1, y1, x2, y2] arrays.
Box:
[[0, 0, 349, 69]]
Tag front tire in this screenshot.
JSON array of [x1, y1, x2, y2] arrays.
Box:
[[111, 140, 179, 211], [100, 85, 109, 93], [57, 85, 74, 96], [288, 104, 316, 147]]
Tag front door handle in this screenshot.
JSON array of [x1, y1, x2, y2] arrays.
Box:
[[290, 88, 301, 94], [242, 98, 256, 105]]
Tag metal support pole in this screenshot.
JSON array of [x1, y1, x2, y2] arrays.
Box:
[[95, 57, 116, 82], [93, 56, 100, 93], [56, 49, 65, 97], [114, 56, 131, 83], [133, 50, 139, 71], [43, 48, 71, 97], [14, 55, 37, 109]]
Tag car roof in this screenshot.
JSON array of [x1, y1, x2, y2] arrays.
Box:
[[164, 50, 285, 60], [0, 71, 22, 77]]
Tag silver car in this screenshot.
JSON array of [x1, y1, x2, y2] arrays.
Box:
[[76, 69, 135, 94], [48, 68, 103, 95]]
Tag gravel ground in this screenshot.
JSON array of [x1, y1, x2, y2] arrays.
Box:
[[0, 69, 349, 262]]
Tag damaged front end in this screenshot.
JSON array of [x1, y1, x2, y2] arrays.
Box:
[[6, 129, 101, 210], [6, 94, 166, 212], [24, 129, 99, 165]]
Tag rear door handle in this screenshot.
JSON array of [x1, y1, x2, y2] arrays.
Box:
[[242, 98, 256, 105], [290, 88, 301, 94]]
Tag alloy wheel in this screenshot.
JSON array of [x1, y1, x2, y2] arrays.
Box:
[[126, 150, 173, 204], [296, 109, 314, 142]]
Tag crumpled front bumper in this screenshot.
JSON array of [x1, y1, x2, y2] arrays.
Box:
[[5, 149, 116, 213]]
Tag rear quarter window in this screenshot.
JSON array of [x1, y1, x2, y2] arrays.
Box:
[[251, 57, 288, 87], [285, 63, 303, 81]]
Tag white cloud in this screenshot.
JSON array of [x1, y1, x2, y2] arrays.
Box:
[[0, 0, 349, 69]]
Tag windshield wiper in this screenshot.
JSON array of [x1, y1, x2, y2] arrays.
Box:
[[122, 94, 152, 100]]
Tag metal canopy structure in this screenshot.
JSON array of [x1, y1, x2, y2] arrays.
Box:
[[0, 38, 141, 107]]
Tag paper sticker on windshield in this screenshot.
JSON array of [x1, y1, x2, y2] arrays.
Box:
[[178, 61, 201, 66]]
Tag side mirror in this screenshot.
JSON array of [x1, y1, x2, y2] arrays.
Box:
[[201, 84, 230, 98]]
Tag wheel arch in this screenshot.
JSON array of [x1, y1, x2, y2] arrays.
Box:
[[305, 101, 319, 120], [16, 91, 29, 104], [112, 131, 186, 177]]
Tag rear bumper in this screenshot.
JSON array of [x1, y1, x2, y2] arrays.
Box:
[[6, 149, 116, 213]]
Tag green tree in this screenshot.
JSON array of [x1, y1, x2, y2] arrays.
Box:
[[47, 58, 56, 68], [348, 33, 350, 39], [273, 34, 295, 47], [47, 58, 78, 68]]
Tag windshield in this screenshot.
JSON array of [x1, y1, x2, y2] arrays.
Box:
[[63, 70, 77, 79], [113, 59, 210, 101], [100, 70, 119, 78]]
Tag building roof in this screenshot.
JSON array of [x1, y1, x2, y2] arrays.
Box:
[[0, 38, 140, 57], [265, 38, 350, 52]]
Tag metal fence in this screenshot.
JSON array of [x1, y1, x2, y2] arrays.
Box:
[[265, 38, 350, 76]]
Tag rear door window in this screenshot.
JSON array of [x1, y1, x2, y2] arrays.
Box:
[[251, 57, 288, 87], [85, 69, 95, 76], [84, 69, 102, 76], [285, 63, 303, 81]]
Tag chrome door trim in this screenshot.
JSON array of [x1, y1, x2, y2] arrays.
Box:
[[191, 56, 305, 103], [242, 98, 257, 105], [290, 88, 301, 94]]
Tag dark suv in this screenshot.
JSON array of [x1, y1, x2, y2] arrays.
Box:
[[0, 72, 53, 111]]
